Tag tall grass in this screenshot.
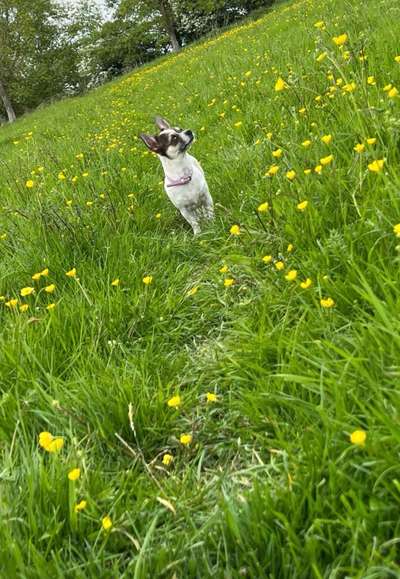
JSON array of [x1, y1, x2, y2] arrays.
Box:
[[1, 0, 400, 576]]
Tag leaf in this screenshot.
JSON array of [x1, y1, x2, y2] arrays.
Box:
[[156, 496, 176, 515]]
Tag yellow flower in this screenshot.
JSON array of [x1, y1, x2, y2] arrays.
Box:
[[321, 134, 332, 145], [257, 201, 269, 212], [102, 516, 113, 531], [272, 148, 282, 158], [300, 278, 312, 289], [39, 432, 53, 448], [20, 287, 34, 297], [68, 468, 81, 481], [262, 255, 272, 263], [224, 278, 235, 287], [219, 265, 229, 273], [320, 155, 334, 166], [285, 270, 297, 281], [66, 268, 77, 278], [38, 431, 64, 453], [167, 395, 181, 408], [286, 170, 296, 181], [45, 284, 56, 293], [41, 268, 49, 277], [47, 303, 56, 311], [320, 297, 335, 308], [5, 298, 18, 308], [343, 82, 357, 93], [234, 121, 242, 128], [75, 500, 87, 512], [395, 56, 400, 63], [58, 172, 66, 180], [350, 430, 366, 446], [287, 244, 294, 253], [111, 279, 120, 287], [180, 433, 192, 446], [142, 275, 153, 285], [266, 164, 280, 177], [26, 180, 34, 188], [366, 138, 377, 145], [230, 224, 241, 236], [388, 87, 399, 98], [162, 454, 173, 466], [297, 200, 308, 211], [19, 304, 29, 312], [368, 159, 384, 173], [298, 107, 306, 114], [314, 165, 323, 174], [274, 77, 287, 91], [302, 140, 311, 148], [367, 76, 376, 85], [275, 261, 284, 271], [206, 392, 217, 403], [186, 286, 198, 296], [354, 143, 365, 153], [314, 20, 325, 29], [76, 153, 84, 160], [304, 169, 312, 175], [155, 212, 161, 219], [48, 438, 64, 453], [332, 33, 348, 46], [393, 223, 400, 237]]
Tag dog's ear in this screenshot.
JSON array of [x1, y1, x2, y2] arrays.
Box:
[[154, 116, 171, 131], [139, 133, 159, 152]]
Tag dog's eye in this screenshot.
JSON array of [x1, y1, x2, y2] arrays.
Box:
[[171, 135, 178, 145]]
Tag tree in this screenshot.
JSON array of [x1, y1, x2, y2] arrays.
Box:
[[113, 0, 181, 52], [159, 0, 180, 52], [0, 78, 16, 123], [0, 0, 100, 121]]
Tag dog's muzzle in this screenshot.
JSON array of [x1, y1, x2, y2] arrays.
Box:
[[181, 130, 194, 151]]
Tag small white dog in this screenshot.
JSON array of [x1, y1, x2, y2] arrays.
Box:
[[140, 116, 214, 234]]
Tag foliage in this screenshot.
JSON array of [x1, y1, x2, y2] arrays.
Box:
[[0, 0, 100, 119]]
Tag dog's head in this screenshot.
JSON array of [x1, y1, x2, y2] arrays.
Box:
[[139, 116, 195, 160]]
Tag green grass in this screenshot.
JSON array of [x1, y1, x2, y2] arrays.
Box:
[[1, 0, 400, 576]]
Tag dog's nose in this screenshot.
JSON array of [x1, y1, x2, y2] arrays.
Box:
[[185, 130, 194, 139]]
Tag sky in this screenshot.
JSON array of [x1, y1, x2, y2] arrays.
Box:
[[61, 0, 113, 20]]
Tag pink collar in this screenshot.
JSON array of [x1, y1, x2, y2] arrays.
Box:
[[166, 172, 192, 188]]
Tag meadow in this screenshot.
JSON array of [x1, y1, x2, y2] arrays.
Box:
[[1, 0, 400, 576]]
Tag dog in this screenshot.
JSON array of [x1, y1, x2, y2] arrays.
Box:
[[140, 116, 214, 234]]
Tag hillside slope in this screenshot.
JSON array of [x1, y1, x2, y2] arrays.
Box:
[[1, 0, 400, 576]]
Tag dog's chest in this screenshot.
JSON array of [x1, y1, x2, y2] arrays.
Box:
[[164, 167, 206, 209]]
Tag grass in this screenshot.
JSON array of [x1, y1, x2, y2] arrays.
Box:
[[1, 0, 400, 576]]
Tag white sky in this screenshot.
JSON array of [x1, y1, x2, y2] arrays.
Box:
[[60, 0, 112, 20]]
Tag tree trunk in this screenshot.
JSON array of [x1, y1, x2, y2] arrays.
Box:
[[0, 79, 16, 123], [159, 0, 180, 52]]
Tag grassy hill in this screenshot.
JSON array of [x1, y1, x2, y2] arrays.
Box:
[[1, 0, 400, 576]]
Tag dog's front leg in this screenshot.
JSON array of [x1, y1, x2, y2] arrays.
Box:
[[180, 207, 201, 235]]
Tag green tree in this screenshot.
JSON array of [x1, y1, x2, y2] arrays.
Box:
[[0, 0, 99, 121], [113, 0, 181, 52]]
